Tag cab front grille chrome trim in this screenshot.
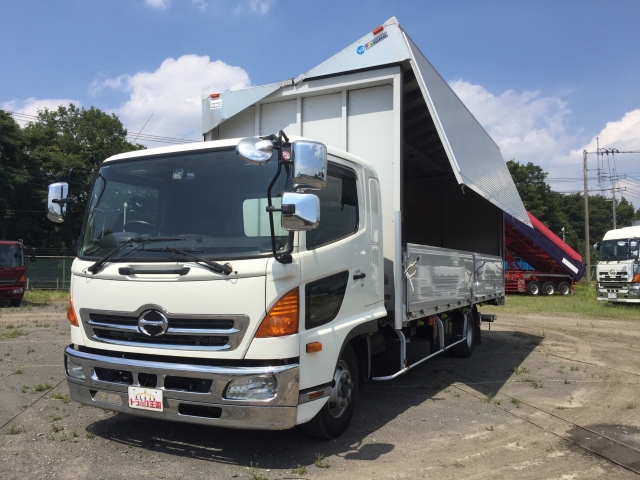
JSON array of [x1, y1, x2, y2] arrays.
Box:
[[80, 305, 249, 351]]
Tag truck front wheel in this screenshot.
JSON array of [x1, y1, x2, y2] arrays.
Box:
[[302, 344, 358, 439]]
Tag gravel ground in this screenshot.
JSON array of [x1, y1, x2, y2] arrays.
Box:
[[0, 303, 638, 479]]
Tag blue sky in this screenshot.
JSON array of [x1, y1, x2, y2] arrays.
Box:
[[2, 0, 640, 202]]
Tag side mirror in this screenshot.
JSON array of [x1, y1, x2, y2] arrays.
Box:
[[236, 137, 274, 165], [47, 182, 69, 223], [593, 242, 601, 252], [280, 192, 320, 231], [291, 140, 327, 191]]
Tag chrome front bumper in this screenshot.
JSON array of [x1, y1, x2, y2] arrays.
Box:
[[64, 346, 299, 430]]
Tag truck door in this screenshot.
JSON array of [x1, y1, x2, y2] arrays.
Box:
[[297, 159, 367, 390]]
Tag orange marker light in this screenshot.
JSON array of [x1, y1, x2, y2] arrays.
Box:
[[18, 274, 25, 283], [256, 288, 298, 338], [632, 273, 640, 283], [306, 342, 322, 353], [309, 391, 324, 399], [372, 26, 384, 35], [210, 93, 220, 98], [67, 299, 79, 327]]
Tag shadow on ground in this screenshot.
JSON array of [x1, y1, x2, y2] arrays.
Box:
[[87, 327, 543, 469]]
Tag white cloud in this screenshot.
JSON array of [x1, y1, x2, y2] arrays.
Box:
[[2, 97, 81, 124], [575, 109, 640, 153], [144, 0, 169, 9], [93, 54, 250, 144], [450, 80, 575, 167]]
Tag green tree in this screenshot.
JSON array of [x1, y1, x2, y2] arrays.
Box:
[[0, 105, 143, 248]]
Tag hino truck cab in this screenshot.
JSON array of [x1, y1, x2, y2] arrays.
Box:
[[594, 225, 640, 303]]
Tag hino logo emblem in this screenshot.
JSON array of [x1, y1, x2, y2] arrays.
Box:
[[138, 310, 169, 337], [609, 269, 616, 276]]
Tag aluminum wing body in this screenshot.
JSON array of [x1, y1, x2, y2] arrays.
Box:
[[202, 17, 530, 226]]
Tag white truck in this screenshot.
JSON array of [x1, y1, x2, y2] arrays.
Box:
[[594, 225, 640, 303], [46, 17, 529, 438]]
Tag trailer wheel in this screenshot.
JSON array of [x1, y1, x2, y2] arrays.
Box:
[[558, 282, 571, 296], [10, 299, 21, 308], [453, 310, 475, 358], [541, 282, 555, 296], [303, 344, 358, 439], [526, 281, 540, 296]]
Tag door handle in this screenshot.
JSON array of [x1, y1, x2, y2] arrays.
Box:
[[353, 273, 366, 280]]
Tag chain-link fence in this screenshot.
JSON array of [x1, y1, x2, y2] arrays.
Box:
[[25, 248, 75, 291]]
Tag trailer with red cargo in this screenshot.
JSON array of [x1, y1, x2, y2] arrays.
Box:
[[504, 212, 584, 296]]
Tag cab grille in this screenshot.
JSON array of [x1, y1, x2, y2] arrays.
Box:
[[80, 308, 249, 351]]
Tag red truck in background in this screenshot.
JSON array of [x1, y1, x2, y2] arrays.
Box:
[[504, 212, 585, 296], [0, 241, 35, 307]]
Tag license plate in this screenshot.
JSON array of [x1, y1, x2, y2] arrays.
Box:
[[128, 386, 163, 412], [608, 292, 617, 300]]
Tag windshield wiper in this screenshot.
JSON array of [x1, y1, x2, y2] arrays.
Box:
[[145, 247, 233, 276], [87, 237, 185, 274]]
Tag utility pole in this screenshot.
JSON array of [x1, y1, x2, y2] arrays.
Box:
[[583, 149, 590, 282]]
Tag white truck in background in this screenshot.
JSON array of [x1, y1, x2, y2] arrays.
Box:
[[46, 17, 529, 438], [594, 225, 640, 303]]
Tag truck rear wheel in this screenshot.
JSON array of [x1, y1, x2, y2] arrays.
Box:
[[541, 282, 555, 296], [10, 299, 21, 308], [558, 282, 571, 296], [303, 344, 358, 439], [527, 281, 540, 296], [453, 310, 475, 358]]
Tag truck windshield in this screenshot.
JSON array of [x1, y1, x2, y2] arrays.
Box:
[[0, 245, 23, 267], [599, 239, 639, 261], [79, 148, 290, 261]]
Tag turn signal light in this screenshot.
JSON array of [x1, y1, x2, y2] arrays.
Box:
[[67, 299, 79, 327], [18, 274, 25, 283], [306, 342, 322, 353], [372, 25, 384, 35], [256, 288, 299, 338], [632, 273, 640, 283]]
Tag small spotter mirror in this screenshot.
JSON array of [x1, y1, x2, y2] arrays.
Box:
[[291, 140, 327, 191], [280, 192, 320, 231], [47, 182, 69, 223], [236, 137, 274, 165], [593, 242, 601, 252]]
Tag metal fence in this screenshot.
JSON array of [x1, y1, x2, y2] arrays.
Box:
[[26, 254, 75, 291]]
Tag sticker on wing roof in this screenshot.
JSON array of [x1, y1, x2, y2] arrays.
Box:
[[356, 31, 388, 55]]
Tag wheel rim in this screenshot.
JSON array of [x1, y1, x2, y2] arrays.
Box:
[[328, 359, 353, 419], [545, 285, 555, 295], [561, 285, 570, 295], [530, 284, 539, 295]]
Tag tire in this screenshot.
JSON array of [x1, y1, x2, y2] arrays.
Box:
[[558, 282, 571, 296], [303, 344, 358, 439], [10, 299, 21, 308], [527, 281, 541, 296], [541, 281, 555, 296], [453, 309, 475, 358]]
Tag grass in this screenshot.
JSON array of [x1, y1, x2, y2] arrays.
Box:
[[0, 329, 27, 340], [291, 464, 307, 475], [513, 366, 530, 375], [51, 393, 70, 404], [510, 397, 521, 408], [314, 453, 330, 469], [33, 382, 53, 392], [248, 463, 267, 480], [23, 290, 70, 305], [483, 284, 640, 320], [570, 366, 580, 371], [4, 424, 23, 435], [522, 377, 543, 389]]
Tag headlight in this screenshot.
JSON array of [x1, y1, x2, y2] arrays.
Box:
[[224, 374, 276, 401], [66, 357, 85, 380], [11, 288, 23, 294]]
